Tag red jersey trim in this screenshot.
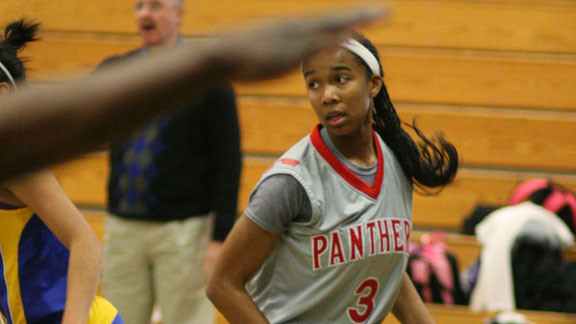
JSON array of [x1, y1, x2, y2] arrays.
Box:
[[277, 158, 300, 166], [310, 124, 384, 199]]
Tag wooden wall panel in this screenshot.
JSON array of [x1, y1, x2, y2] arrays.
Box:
[[22, 36, 576, 111], [56, 154, 576, 230], [239, 97, 576, 171], [234, 50, 576, 111], [416, 168, 576, 228], [23, 34, 139, 80], [2, 0, 575, 53], [51, 153, 109, 206], [241, 158, 576, 229]]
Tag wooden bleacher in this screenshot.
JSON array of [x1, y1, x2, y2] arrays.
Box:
[[2, 0, 575, 53], [409, 231, 576, 271], [215, 305, 576, 324], [52, 152, 576, 230], [381, 304, 576, 324], [3, 0, 576, 323], [18, 38, 576, 111]]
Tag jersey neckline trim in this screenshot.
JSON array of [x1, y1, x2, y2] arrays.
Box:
[[310, 124, 384, 199]]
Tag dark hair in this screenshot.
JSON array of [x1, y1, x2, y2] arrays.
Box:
[[0, 19, 39, 86], [351, 32, 458, 194]]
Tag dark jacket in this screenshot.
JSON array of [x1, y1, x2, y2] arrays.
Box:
[[96, 48, 241, 241]]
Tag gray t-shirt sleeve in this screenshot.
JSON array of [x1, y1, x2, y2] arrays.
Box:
[[244, 174, 312, 235]]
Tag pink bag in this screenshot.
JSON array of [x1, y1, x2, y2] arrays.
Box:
[[407, 232, 466, 304]]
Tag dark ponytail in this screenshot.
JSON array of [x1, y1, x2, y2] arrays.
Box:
[[0, 19, 40, 85], [353, 32, 458, 194]]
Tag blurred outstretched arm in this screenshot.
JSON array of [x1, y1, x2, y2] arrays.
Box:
[[0, 6, 385, 181]]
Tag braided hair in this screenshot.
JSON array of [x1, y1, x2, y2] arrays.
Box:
[[351, 32, 459, 194], [0, 19, 39, 87]]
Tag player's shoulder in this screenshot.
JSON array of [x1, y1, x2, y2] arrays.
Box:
[[275, 136, 314, 167], [262, 136, 316, 185]]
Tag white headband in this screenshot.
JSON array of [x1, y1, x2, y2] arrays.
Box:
[[340, 38, 381, 76], [0, 60, 17, 89]]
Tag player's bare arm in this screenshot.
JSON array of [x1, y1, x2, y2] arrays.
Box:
[[392, 274, 436, 324], [207, 215, 278, 324], [2, 170, 101, 324]]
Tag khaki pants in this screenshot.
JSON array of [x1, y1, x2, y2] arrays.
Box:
[[102, 214, 213, 324]]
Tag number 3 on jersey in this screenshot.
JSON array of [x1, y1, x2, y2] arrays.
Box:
[[347, 277, 379, 323]]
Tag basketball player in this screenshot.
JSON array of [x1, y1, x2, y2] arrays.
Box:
[[0, 20, 123, 324], [0, 6, 384, 181], [207, 32, 459, 323]]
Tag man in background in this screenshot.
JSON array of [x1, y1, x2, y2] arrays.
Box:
[[96, 1, 240, 323]]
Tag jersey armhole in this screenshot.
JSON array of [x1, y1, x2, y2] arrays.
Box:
[[277, 170, 322, 227]]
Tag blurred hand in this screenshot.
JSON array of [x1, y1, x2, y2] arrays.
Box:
[[212, 5, 388, 80]]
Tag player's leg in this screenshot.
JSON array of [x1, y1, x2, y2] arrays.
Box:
[[102, 214, 154, 324], [152, 215, 213, 324]]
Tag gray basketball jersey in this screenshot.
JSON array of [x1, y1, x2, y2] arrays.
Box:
[[246, 125, 413, 324]]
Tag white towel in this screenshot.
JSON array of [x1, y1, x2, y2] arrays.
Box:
[[470, 202, 574, 311]]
